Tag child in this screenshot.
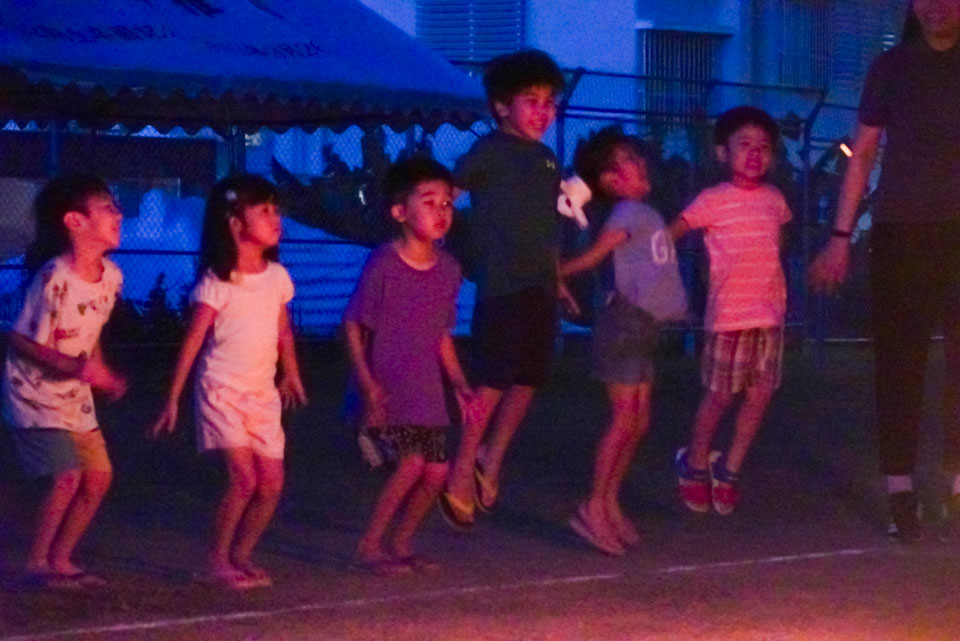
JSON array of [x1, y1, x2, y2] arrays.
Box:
[[3, 174, 127, 588], [441, 49, 575, 529], [559, 128, 687, 555], [670, 106, 791, 516], [343, 157, 474, 575], [150, 174, 306, 589]]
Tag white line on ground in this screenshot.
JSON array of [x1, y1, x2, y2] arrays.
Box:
[[657, 547, 872, 574], [0, 547, 887, 641]]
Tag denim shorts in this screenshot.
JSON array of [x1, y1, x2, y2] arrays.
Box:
[[9, 427, 111, 480], [592, 296, 661, 384]]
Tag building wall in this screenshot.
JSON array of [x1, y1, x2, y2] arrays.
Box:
[[358, 0, 909, 101], [524, 0, 636, 72]]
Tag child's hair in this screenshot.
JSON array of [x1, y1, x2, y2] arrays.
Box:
[[382, 156, 455, 207], [714, 106, 780, 148], [483, 49, 565, 113], [26, 174, 112, 276], [200, 174, 280, 282], [573, 126, 651, 200]]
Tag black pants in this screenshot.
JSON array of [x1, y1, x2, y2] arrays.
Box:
[[871, 220, 960, 475]]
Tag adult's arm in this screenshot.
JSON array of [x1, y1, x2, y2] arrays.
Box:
[[807, 123, 883, 292]]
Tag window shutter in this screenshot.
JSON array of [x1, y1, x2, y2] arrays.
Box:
[[416, 0, 525, 62], [637, 29, 724, 118], [780, 0, 831, 89]]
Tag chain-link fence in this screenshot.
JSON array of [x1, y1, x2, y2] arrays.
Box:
[[0, 67, 871, 344]]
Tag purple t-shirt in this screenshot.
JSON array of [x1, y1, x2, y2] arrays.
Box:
[[343, 244, 462, 426]]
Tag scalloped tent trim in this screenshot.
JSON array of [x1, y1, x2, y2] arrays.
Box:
[[0, 0, 487, 134]]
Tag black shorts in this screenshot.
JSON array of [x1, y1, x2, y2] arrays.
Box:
[[471, 286, 557, 390]]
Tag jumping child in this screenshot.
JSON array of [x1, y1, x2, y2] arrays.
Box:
[[560, 128, 687, 555], [151, 174, 306, 589], [671, 106, 792, 516], [344, 157, 475, 575], [441, 49, 576, 529], [3, 174, 127, 588]]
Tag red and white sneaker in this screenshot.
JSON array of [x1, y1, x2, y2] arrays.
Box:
[[708, 451, 741, 516], [675, 447, 710, 513]]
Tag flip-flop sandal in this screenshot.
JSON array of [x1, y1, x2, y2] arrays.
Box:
[[349, 557, 413, 577], [57, 571, 108, 588], [394, 554, 441, 573], [233, 563, 273, 588], [568, 505, 625, 556], [17, 571, 67, 591], [194, 568, 257, 590], [438, 491, 475, 531], [473, 460, 498, 514]]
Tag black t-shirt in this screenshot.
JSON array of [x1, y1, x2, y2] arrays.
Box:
[[455, 130, 561, 299], [859, 39, 960, 223]]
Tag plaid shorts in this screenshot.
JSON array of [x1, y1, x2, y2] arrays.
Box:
[[701, 327, 784, 394]]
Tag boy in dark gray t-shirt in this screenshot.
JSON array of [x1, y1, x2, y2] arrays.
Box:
[[559, 127, 686, 555], [440, 50, 573, 530]]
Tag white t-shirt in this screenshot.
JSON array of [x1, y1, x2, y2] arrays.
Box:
[[2, 256, 123, 432], [191, 262, 295, 392]]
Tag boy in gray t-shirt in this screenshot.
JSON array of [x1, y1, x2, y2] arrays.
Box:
[[559, 127, 686, 556]]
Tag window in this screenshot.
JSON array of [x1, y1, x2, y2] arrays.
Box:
[[637, 29, 724, 118], [780, 0, 831, 88], [416, 0, 524, 63]]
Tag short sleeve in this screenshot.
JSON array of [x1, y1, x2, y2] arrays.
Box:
[[13, 262, 60, 342], [275, 264, 295, 305], [445, 258, 462, 330], [454, 141, 486, 191], [190, 272, 229, 311], [679, 190, 715, 230], [777, 192, 793, 225], [858, 55, 890, 128], [343, 250, 385, 330], [602, 202, 639, 236], [104, 260, 123, 310]]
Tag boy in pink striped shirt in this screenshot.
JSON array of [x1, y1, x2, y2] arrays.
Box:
[[669, 106, 792, 516]]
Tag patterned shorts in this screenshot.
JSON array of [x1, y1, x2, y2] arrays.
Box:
[[358, 424, 448, 468], [701, 327, 784, 395]]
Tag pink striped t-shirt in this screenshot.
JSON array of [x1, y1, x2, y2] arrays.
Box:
[[680, 182, 791, 332]]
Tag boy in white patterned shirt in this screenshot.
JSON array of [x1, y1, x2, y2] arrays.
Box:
[[3, 175, 127, 588]]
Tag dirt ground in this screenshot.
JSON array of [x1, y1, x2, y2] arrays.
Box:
[[1, 337, 959, 641]]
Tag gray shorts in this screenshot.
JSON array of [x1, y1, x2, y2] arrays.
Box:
[[8, 427, 111, 480], [592, 296, 661, 384]]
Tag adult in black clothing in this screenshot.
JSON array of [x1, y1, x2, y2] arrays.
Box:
[[809, 0, 960, 542]]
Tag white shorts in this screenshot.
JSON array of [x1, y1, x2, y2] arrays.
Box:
[[194, 377, 285, 460]]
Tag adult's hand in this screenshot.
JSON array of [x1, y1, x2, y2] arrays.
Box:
[[808, 236, 852, 294]]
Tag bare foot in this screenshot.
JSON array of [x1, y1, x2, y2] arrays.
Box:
[[606, 507, 640, 546]]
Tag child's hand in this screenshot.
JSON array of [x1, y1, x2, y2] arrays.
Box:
[[103, 372, 128, 402], [557, 280, 581, 317], [149, 402, 179, 439], [454, 385, 481, 427], [279, 373, 308, 410], [361, 382, 389, 428], [79, 357, 127, 401]]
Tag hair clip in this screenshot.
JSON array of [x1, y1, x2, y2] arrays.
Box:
[[224, 190, 238, 203]]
